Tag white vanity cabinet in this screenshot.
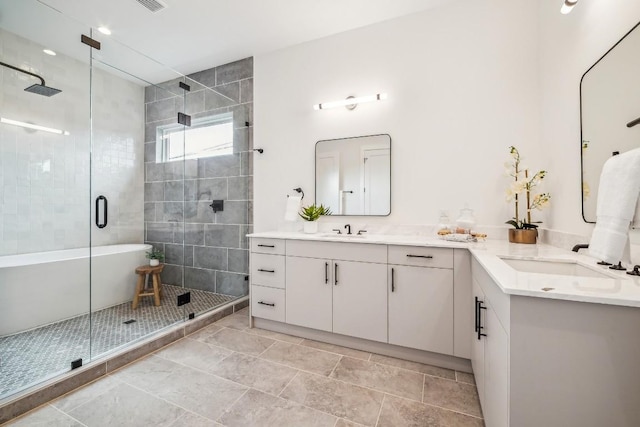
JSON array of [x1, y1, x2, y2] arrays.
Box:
[[471, 272, 508, 427], [285, 240, 388, 343], [285, 256, 333, 332], [388, 246, 454, 355], [250, 238, 286, 322]]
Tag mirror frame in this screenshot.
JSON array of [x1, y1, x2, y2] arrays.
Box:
[[580, 19, 640, 223], [315, 133, 392, 216]]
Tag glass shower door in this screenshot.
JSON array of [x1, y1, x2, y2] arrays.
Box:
[[89, 34, 188, 359], [0, 0, 92, 398]]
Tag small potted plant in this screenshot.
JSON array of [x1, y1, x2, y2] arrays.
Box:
[[146, 248, 165, 266], [299, 204, 332, 234], [505, 146, 551, 244]]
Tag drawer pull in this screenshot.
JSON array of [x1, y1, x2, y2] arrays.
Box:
[[258, 301, 275, 307], [257, 269, 275, 273], [257, 244, 275, 248], [406, 254, 433, 259]]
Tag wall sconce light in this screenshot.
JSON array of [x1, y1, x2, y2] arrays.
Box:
[[313, 93, 387, 111], [560, 0, 578, 14], [0, 117, 70, 135]]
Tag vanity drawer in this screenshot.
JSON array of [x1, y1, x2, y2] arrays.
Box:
[[286, 240, 387, 263], [251, 238, 286, 255], [251, 253, 285, 288], [388, 246, 453, 269], [251, 285, 285, 322]]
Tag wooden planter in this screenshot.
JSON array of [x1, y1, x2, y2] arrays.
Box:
[[508, 229, 537, 244]]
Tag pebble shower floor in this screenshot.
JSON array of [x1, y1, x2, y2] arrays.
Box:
[[0, 284, 236, 398]]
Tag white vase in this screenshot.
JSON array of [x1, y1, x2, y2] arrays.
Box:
[[149, 259, 160, 267], [303, 221, 318, 234]]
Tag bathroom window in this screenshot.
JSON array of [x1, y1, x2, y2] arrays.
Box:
[[157, 112, 233, 162]]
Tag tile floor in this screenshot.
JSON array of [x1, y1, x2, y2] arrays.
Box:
[[5, 308, 484, 427], [0, 285, 236, 398]]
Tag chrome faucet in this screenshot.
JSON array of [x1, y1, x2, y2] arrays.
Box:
[[344, 224, 352, 235]]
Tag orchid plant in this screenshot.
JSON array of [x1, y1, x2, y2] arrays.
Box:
[[505, 146, 551, 229]]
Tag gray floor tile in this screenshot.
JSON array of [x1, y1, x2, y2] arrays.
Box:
[[154, 337, 231, 372], [110, 355, 187, 392], [169, 411, 223, 426], [369, 353, 456, 380], [331, 357, 424, 401], [201, 327, 275, 356], [423, 375, 483, 418], [245, 327, 305, 344], [208, 352, 298, 395], [300, 339, 371, 360], [52, 375, 121, 413], [219, 388, 337, 427], [187, 324, 223, 341], [456, 371, 476, 385], [152, 366, 247, 421], [280, 372, 384, 426], [214, 312, 249, 330], [68, 382, 185, 427], [335, 419, 368, 427], [7, 405, 83, 426], [377, 394, 485, 427], [260, 341, 341, 376]]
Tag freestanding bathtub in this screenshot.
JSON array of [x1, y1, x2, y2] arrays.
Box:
[[0, 244, 151, 336]]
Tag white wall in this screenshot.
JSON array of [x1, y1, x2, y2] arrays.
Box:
[[538, 0, 640, 237], [254, 0, 540, 232]]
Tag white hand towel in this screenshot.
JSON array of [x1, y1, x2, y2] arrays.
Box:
[[284, 196, 302, 222], [589, 148, 640, 263]]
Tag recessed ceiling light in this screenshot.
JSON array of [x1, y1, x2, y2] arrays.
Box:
[[97, 26, 112, 35], [43, 49, 56, 56]]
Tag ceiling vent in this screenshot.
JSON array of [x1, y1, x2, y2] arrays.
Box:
[[135, 0, 167, 13]]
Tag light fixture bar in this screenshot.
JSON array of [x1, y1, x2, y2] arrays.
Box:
[[560, 0, 578, 14], [1, 117, 70, 135], [314, 93, 387, 110]]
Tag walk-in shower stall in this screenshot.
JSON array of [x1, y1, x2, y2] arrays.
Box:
[[0, 0, 253, 401]]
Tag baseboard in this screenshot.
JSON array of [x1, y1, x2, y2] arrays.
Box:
[[252, 317, 472, 373]]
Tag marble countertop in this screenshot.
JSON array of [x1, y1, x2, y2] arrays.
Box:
[[248, 231, 640, 308]]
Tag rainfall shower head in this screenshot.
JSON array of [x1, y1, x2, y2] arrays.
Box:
[[0, 60, 62, 97], [24, 83, 61, 97]]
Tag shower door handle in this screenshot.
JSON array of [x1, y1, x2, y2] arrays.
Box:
[[96, 195, 108, 229]]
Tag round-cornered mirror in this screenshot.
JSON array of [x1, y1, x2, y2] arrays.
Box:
[[580, 20, 640, 223], [315, 134, 391, 216]]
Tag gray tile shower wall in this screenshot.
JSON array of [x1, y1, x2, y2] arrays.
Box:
[[143, 58, 253, 298]]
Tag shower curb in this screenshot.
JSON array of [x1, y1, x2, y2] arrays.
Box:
[[0, 296, 249, 425]]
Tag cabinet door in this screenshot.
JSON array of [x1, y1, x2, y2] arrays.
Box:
[[388, 265, 453, 355], [471, 278, 486, 409], [484, 302, 509, 427], [333, 260, 387, 343], [285, 256, 332, 332]]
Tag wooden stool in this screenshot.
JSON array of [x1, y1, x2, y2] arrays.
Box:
[[132, 264, 164, 309]]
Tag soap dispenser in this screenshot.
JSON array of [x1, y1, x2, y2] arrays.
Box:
[[456, 206, 476, 234]]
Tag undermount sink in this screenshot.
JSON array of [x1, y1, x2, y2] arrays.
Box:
[[319, 233, 367, 239], [500, 258, 614, 279]]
